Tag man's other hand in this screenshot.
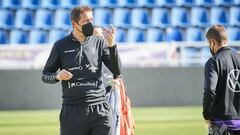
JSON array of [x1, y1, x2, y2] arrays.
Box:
[[56, 69, 73, 80]]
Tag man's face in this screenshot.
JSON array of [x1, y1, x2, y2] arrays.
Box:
[[208, 39, 215, 49], [74, 11, 93, 28]]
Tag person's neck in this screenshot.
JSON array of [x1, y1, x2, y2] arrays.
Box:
[[215, 43, 227, 53], [73, 29, 86, 42]]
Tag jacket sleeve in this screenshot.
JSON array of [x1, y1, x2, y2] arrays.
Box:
[[203, 58, 218, 120], [41, 44, 61, 84], [102, 40, 121, 79]]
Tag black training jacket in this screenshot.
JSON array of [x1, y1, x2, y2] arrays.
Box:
[[42, 33, 121, 105], [203, 47, 240, 120]]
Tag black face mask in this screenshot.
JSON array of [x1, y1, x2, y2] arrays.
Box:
[[76, 22, 94, 37]]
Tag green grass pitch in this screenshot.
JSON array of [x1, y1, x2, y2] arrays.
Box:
[[0, 106, 207, 135]]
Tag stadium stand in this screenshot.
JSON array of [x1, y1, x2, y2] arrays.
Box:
[[29, 29, 48, 44], [54, 9, 71, 30], [116, 28, 127, 42], [15, 9, 34, 30], [171, 7, 190, 28], [2, 0, 21, 9], [41, 0, 60, 9], [127, 28, 145, 42], [60, 0, 79, 9], [49, 29, 67, 43], [186, 27, 205, 42], [176, 0, 195, 7], [152, 8, 171, 28], [0, 0, 238, 45], [35, 9, 54, 30], [94, 8, 113, 26], [229, 7, 240, 26], [166, 28, 184, 41], [22, 0, 41, 9], [9, 30, 29, 44], [0, 9, 14, 30], [131, 8, 150, 28], [228, 27, 240, 41], [210, 7, 229, 26], [195, 0, 214, 7], [146, 28, 165, 42], [0, 30, 9, 44], [191, 7, 210, 27], [99, 0, 119, 8], [156, 0, 176, 7], [113, 8, 131, 28]]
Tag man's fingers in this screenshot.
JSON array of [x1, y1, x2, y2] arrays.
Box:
[[62, 70, 73, 77], [58, 69, 73, 80], [103, 27, 111, 33], [62, 72, 72, 79], [110, 24, 116, 34]]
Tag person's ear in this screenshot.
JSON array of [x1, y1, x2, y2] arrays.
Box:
[[209, 39, 216, 48]]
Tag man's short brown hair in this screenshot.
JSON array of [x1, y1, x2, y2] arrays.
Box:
[[71, 5, 92, 22], [206, 25, 228, 44]]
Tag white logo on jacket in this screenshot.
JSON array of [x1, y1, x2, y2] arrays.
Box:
[[68, 81, 98, 88], [227, 69, 240, 92], [86, 64, 98, 73]]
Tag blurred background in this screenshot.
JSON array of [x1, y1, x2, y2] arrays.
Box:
[[0, 0, 239, 135]]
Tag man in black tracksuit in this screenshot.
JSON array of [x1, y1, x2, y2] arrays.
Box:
[[203, 25, 240, 135], [42, 6, 121, 135]]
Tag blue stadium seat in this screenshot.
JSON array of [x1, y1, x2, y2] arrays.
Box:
[[49, 29, 67, 43], [55, 9, 71, 30], [127, 28, 146, 42], [156, 0, 176, 7], [15, 9, 34, 30], [131, 8, 150, 29], [2, 0, 21, 9], [99, 0, 119, 8], [176, 0, 195, 7], [138, 0, 157, 7], [166, 28, 184, 41], [22, 0, 41, 9], [119, 0, 139, 8], [60, 0, 79, 9], [29, 29, 48, 44], [94, 8, 112, 27], [186, 27, 204, 41], [0, 30, 9, 44], [195, 0, 214, 7], [0, 9, 14, 30], [191, 7, 210, 27], [210, 7, 229, 26], [229, 7, 240, 26], [236, 0, 240, 4], [116, 28, 126, 42], [41, 0, 60, 9], [228, 27, 240, 41], [35, 9, 54, 30], [10, 30, 29, 44], [152, 8, 170, 28], [171, 8, 190, 27], [215, 0, 236, 6], [146, 28, 165, 42], [113, 8, 131, 28], [80, 0, 100, 8]]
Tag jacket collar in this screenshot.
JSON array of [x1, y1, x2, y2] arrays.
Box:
[[215, 46, 231, 55]]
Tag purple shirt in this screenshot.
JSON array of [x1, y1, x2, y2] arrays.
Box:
[[213, 119, 240, 131]]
